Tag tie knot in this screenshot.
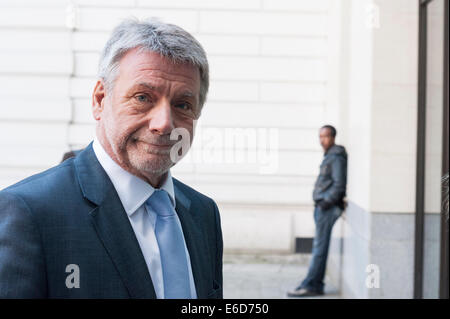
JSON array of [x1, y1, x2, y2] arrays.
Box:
[[146, 189, 174, 217]]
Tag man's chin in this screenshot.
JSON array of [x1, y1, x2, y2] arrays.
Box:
[[128, 154, 174, 175]]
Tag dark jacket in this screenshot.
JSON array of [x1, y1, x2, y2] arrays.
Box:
[[61, 150, 82, 162], [0, 143, 223, 298], [313, 144, 347, 209]]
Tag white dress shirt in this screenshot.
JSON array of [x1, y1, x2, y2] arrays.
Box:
[[92, 138, 197, 299]]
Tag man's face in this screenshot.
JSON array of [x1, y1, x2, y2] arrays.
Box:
[[319, 128, 335, 152], [93, 48, 201, 179]]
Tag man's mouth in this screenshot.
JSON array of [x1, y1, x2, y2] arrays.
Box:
[[146, 143, 172, 148], [134, 140, 176, 155], [134, 138, 174, 147]]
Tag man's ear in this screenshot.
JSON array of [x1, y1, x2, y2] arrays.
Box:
[[92, 80, 107, 121]]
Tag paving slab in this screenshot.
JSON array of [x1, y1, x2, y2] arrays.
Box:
[[223, 254, 341, 299]]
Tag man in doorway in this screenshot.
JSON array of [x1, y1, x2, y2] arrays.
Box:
[[288, 125, 347, 297]]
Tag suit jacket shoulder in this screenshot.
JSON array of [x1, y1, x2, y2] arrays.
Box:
[[173, 178, 218, 211], [0, 144, 223, 299]]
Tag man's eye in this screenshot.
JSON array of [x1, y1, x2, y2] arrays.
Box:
[[135, 94, 149, 103], [174, 102, 191, 110]]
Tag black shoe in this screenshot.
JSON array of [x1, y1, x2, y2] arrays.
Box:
[[287, 288, 324, 297]]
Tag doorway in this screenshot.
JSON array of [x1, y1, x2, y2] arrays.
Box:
[[415, 0, 449, 299]]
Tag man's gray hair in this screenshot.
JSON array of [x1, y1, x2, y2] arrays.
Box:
[[98, 18, 209, 107]]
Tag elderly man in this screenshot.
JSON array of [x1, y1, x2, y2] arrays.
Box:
[[0, 19, 222, 299]]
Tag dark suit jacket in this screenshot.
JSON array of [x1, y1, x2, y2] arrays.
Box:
[[0, 143, 223, 298], [61, 150, 82, 163]]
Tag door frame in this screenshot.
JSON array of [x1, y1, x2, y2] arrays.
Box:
[[414, 0, 449, 299]]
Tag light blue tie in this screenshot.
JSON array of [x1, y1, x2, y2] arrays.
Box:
[[145, 189, 191, 299]]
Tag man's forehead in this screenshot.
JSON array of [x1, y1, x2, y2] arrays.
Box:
[[319, 128, 333, 136], [119, 48, 199, 77], [115, 49, 200, 92]]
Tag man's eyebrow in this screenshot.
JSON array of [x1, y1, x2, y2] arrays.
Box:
[[132, 84, 195, 98], [133, 82, 157, 91], [176, 91, 196, 99]]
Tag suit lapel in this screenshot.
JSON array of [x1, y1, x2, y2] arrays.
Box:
[[174, 181, 211, 299], [74, 143, 156, 298]]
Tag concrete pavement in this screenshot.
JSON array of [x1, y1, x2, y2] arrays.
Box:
[[223, 254, 341, 299]]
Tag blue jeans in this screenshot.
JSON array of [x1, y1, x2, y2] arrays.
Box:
[[298, 205, 342, 294]]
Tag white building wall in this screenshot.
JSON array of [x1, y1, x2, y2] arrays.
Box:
[[0, 0, 72, 188], [0, 0, 343, 253], [327, 0, 419, 298]]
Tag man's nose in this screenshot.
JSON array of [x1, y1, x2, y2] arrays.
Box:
[[148, 100, 174, 135]]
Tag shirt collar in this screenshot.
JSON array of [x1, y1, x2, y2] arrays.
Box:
[[92, 137, 176, 216]]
